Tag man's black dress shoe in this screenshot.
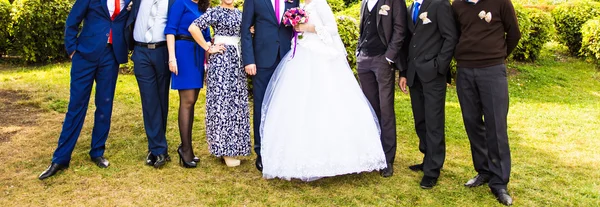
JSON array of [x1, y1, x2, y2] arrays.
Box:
[[146, 152, 156, 166], [380, 162, 394, 177], [464, 174, 490, 187], [255, 156, 263, 172], [492, 189, 513, 206], [38, 163, 68, 180], [420, 176, 438, 189], [91, 156, 109, 168], [153, 154, 170, 168], [409, 163, 423, 172]]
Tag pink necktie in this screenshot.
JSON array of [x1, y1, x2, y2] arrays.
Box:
[[275, 0, 280, 23]]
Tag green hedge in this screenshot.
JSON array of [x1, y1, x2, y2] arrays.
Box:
[[335, 2, 360, 20], [342, 0, 357, 7], [336, 15, 359, 76], [10, 0, 70, 63], [327, 0, 345, 13], [512, 6, 553, 62], [0, 0, 10, 55], [581, 17, 600, 64], [552, 0, 600, 56]]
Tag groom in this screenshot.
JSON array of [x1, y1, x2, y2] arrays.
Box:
[[357, 0, 407, 177], [241, 0, 300, 172]]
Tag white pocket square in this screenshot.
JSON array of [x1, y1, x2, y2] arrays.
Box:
[[419, 12, 432, 24]]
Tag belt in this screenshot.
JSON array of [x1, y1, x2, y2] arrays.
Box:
[[134, 41, 166, 49], [358, 49, 385, 57], [174, 35, 201, 67], [175, 35, 194, 41], [213, 35, 241, 67]]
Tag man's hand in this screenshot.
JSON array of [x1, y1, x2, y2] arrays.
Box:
[[250, 26, 255, 34], [399, 77, 408, 94], [70, 51, 75, 59], [245, 64, 257, 76]]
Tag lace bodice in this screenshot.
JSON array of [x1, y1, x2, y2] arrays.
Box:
[[293, 0, 346, 57]]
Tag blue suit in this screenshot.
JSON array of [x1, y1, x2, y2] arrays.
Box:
[[241, 0, 299, 156], [125, 0, 174, 156], [53, 0, 131, 165]]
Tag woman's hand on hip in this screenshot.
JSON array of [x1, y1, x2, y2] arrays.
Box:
[[207, 43, 226, 54]]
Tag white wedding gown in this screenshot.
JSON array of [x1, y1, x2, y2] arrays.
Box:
[[260, 0, 387, 181]]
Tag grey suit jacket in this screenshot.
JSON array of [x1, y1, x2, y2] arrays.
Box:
[[404, 0, 458, 86]]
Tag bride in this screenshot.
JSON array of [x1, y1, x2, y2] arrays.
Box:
[[260, 0, 387, 181]]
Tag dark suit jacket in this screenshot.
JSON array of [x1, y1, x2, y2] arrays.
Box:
[[65, 0, 131, 64], [358, 0, 408, 71], [125, 0, 175, 50], [241, 0, 299, 68], [404, 0, 458, 86]]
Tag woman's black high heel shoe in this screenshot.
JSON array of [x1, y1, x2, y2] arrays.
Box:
[[177, 146, 197, 168], [179, 144, 200, 163]]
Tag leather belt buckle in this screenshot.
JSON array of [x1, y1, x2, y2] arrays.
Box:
[[148, 44, 156, 49]]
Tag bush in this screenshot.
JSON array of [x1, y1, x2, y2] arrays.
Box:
[[335, 2, 360, 20], [552, 0, 600, 56], [580, 17, 600, 64], [336, 15, 359, 76], [511, 6, 553, 62], [0, 0, 10, 55], [10, 0, 70, 63], [327, 0, 345, 13], [342, 0, 357, 7]]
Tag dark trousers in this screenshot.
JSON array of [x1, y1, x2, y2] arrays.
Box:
[[357, 53, 397, 163], [52, 46, 119, 165], [409, 73, 447, 178], [252, 56, 281, 157], [132, 46, 170, 156], [456, 64, 511, 190]]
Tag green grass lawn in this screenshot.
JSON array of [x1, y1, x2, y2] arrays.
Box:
[[0, 44, 599, 206]]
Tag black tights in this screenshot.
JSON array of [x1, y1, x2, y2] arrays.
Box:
[[178, 89, 200, 162]]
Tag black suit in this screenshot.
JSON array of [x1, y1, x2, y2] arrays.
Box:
[[403, 0, 458, 179]]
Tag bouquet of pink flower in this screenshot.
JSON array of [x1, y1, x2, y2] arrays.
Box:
[[283, 7, 309, 38], [282, 7, 309, 58], [282, 7, 309, 27]]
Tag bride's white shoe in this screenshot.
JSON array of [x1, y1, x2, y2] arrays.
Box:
[[223, 156, 241, 167]]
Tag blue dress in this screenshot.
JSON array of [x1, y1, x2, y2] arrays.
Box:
[[164, 0, 211, 90]]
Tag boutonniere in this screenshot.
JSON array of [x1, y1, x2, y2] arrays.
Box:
[[478, 10, 492, 23], [419, 12, 432, 24], [127, 1, 133, 11], [379, 5, 390, 15]]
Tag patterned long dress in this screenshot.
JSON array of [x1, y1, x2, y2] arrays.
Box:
[[193, 7, 251, 157]]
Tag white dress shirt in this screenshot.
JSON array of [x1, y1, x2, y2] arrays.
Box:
[[367, 0, 378, 12], [272, 0, 285, 22], [108, 0, 126, 17], [133, 0, 169, 43]]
